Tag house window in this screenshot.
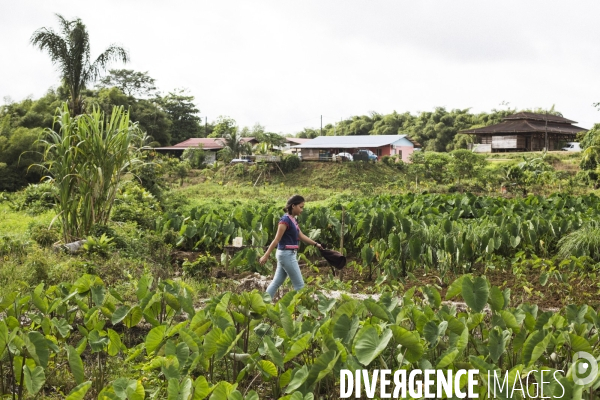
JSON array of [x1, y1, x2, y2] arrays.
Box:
[[376, 149, 382, 156]]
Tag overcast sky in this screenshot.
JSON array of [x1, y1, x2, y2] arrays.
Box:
[[2, 0, 600, 134]]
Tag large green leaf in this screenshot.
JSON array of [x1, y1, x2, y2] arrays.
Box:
[[408, 237, 422, 261], [67, 345, 85, 384], [108, 329, 122, 357], [568, 333, 593, 353], [51, 317, 71, 338], [436, 348, 459, 369], [258, 360, 278, 377], [168, 377, 192, 400], [25, 331, 49, 368], [208, 381, 237, 400], [390, 326, 424, 363], [179, 328, 200, 354], [24, 365, 45, 395], [305, 350, 340, 388], [279, 305, 295, 339], [126, 380, 145, 400], [285, 365, 309, 394], [88, 329, 109, 353], [423, 286, 441, 309], [522, 330, 550, 366], [423, 320, 448, 347], [215, 326, 244, 361], [364, 299, 391, 322], [488, 328, 510, 363], [146, 325, 167, 355], [263, 336, 284, 369], [488, 286, 504, 312], [65, 381, 92, 400], [283, 332, 311, 363], [124, 306, 143, 328], [32, 284, 48, 314], [192, 376, 213, 399], [445, 275, 467, 300], [361, 245, 375, 265], [111, 305, 130, 325], [461, 276, 489, 313], [354, 326, 393, 366]]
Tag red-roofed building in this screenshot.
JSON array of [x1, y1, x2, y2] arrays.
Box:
[[153, 137, 259, 163]]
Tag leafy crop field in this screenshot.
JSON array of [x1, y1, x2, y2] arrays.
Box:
[[3, 170, 600, 398], [1, 273, 597, 399]]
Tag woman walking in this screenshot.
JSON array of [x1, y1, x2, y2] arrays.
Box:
[[259, 195, 323, 299]]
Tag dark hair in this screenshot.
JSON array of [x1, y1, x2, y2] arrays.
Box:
[[283, 194, 305, 214]]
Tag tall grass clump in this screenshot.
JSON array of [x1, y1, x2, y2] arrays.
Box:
[[558, 221, 600, 261], [36, 103, 146, 242]]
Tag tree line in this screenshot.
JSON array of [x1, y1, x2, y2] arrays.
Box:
[[0, 14, 576, 191]]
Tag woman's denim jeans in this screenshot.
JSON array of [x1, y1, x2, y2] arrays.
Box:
[[266, 249, 304, 299]]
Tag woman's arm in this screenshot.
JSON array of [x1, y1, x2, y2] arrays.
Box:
[[299, 232, 323, 249], [259, 223, 287, 265]]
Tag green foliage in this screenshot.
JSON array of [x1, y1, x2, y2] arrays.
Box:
[[29, 222, 60, 247], [181, 253, 219, 278], [111, 181, 162, 229], [98, 69, 157, 97], [0, 121, 44, 191], [218, 128, 252, 159], [37, 104, 146, 241], [0, 235, 29, 258], [280, 154, 301, 173], [449, 149, 487, 184], [82, 234, 114, 257], [558, 221, 600, 262], [502, 155, 555, 195], [10, 182, 57, 214], [157, 89, 201, 144], [209, 115, 237, 138], [0, 275, 599, 398], [181, 145, 207, 168]]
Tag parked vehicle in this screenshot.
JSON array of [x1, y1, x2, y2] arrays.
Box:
[[230, 158, 253, 165], [336, 152, 353, 161], [353, 149, 378, 162], [561, 142, 581, 152]]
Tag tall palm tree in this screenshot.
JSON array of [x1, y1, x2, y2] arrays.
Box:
[[31, 14, 129, 115]]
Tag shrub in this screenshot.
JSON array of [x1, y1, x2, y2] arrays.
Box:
[[29, 222, 60, 247], [0, 235, 28, 258], [381, 155, 393, 166], [280, 154, 301, 173], [111, 181, 162, 229], [82, 234, 114, 258], [89, 224, 127, 249], [182, 145, 207, 168], [182, 253, 219, 278], [576, 170, 599, 187], [12, 182, 57, 214], [558, 221, 600, 262]]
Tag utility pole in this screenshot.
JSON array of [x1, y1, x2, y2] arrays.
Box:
[[320, 115, 322, 136], [544, 111, 548, 152], [205, 116, 208, 137]]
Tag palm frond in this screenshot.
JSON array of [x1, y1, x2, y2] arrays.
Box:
[[86, 45, 130, 84]]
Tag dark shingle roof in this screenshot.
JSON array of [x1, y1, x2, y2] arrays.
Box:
[[460, 112, 585, 135]]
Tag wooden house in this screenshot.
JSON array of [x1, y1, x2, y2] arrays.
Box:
[[460, 112, 586, 152]]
